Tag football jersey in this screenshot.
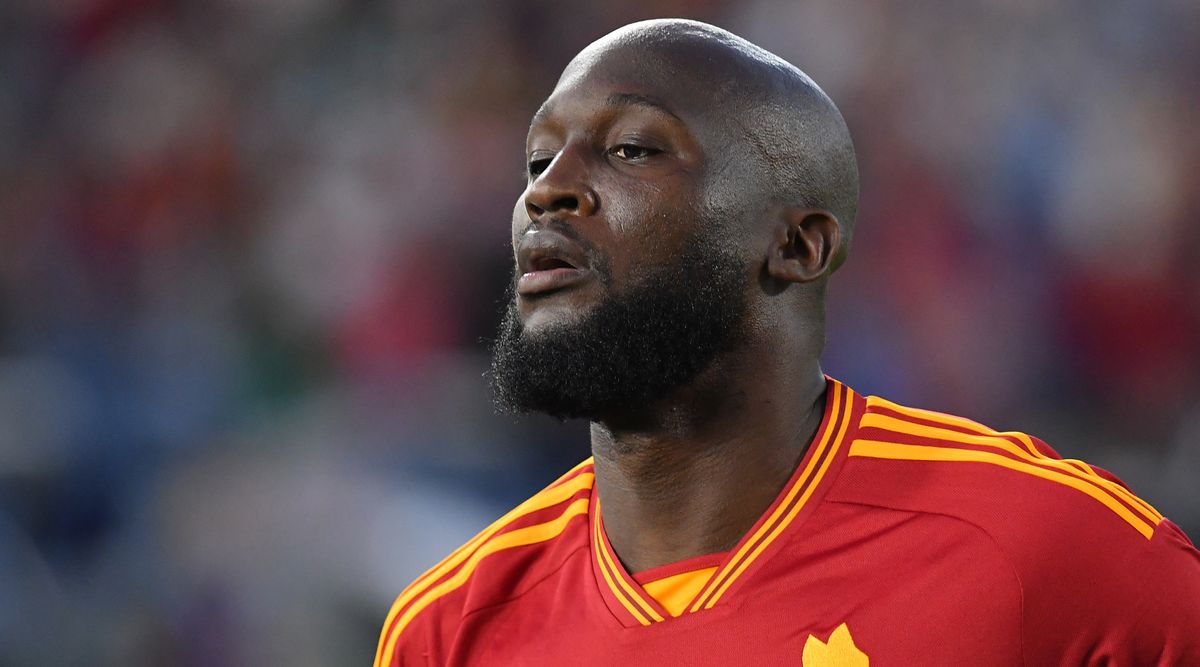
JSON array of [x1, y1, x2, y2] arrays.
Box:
[[375, 378, 1200, 666]]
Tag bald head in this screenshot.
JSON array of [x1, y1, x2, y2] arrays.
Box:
[[501, 20, 856, 418], [561, 19, 859, 270]]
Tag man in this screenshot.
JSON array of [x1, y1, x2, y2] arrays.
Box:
[[376, 19, 1200, 666]]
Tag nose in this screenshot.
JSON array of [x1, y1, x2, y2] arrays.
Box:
[[524, 148, 598, 221]]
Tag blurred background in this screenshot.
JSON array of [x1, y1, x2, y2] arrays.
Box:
[[1, 0, 1197, 664]]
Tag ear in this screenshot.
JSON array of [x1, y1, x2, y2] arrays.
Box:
[[765, 208, 842, 284]]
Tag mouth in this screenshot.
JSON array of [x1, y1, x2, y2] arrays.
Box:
[[517, 255, 589, 296], [515, 232, 593, 297]]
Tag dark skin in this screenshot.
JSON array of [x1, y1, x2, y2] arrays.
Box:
[[513, 21, 849, 573]]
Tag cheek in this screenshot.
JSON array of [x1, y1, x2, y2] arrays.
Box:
[[609, 202, 701, 274], [601, 173, 699, 237], [604, 220, 699, 290]]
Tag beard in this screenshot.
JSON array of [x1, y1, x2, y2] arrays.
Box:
[[488, 236, 749, 422]]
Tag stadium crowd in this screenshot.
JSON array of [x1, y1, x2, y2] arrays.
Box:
[[0, 0, 1196, 664]]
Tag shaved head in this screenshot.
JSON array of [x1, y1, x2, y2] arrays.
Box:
[[560, 19, 859, 269], [493, 19, 860, 422]]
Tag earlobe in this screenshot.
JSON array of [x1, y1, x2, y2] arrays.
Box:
[[765, 209, 841, 285]]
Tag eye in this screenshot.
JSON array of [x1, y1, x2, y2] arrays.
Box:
[[528, 156, 553, 177], [611, 144, 661, 161]]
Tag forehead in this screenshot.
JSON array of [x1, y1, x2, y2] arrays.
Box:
[[531, 41, 732, 136]]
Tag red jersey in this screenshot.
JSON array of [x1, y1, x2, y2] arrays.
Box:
[[375, 378, 1200, 666]]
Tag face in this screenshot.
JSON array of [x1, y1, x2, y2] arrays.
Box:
[[512, 56, 711, 332], [488, 45, 754, 421]]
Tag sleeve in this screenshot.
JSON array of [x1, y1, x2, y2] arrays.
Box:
[[1045, 518, 1200, 666], [375, 593, 447, 667], [1104, 520, 1200, 666], [1020, 516, 1200, 666]]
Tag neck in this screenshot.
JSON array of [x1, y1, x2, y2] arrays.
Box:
[[590, 341, 827, 574]]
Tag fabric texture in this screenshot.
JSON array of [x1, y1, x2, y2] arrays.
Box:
[[375, 378, 1200, 666]]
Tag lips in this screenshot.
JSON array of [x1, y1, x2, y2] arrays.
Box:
[[528, 254, 579, 272], [516, 231, 592, 297]]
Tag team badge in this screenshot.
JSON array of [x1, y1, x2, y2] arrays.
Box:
[[802, 622, 868, 666]]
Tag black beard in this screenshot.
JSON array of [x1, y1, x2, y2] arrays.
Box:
[[488, 241, 748, 422]]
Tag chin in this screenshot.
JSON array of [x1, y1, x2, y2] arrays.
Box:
[[517, 298, 598, 334]]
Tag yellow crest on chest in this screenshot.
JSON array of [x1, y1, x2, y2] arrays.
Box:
[[802, 623, 869, 667]]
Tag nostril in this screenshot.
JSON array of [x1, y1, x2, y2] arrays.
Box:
[[526, 192, 586, 218]]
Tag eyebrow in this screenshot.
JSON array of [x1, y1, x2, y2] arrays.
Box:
[[530, 92, 683, 127], [602, 92, 682, 121]]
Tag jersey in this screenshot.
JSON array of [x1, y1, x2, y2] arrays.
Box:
[[375, 378, 1200, 666]]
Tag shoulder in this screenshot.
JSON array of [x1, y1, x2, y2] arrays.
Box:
[[828, 391, 1200, 661], [374, 459, 595, 667], [831, 393, 1165, 550]]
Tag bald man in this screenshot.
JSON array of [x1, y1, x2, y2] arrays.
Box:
[[375, 20, 1200, 666]]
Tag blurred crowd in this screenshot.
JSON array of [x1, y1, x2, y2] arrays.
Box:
[[0, 0, 1196, 664]]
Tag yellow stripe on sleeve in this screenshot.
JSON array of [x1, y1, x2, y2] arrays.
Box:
[[375, 466, 594, 666], [848, 440, 1156, 539], [377, 497, 590, 667], [869, 397, 1123, 488], [867, 397, 1159, 517], [860, 412, 1163, 525]]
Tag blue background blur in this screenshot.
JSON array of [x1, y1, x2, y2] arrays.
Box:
[[1, 1, 1197, 664]]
